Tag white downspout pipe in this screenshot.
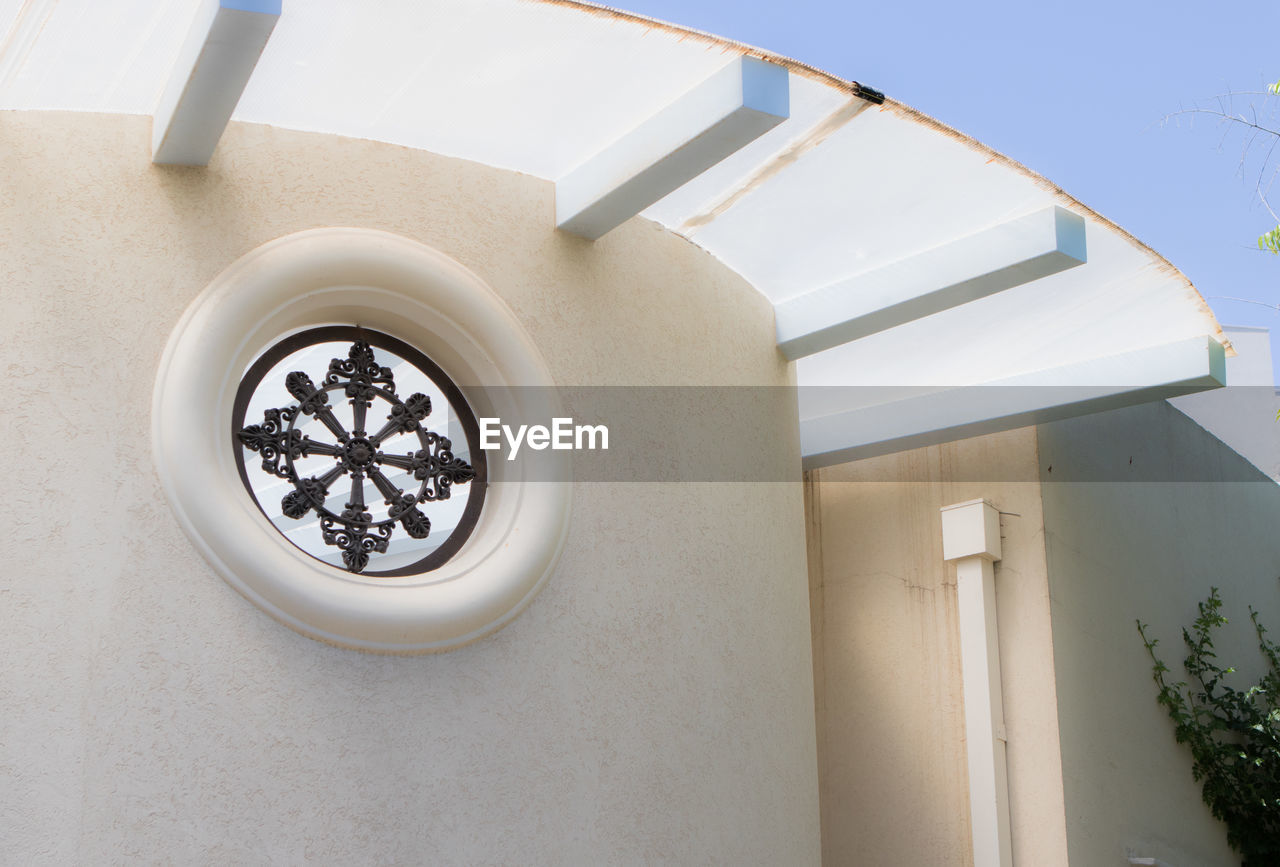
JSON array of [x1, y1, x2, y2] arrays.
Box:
[[941, 498, 1012, 867]]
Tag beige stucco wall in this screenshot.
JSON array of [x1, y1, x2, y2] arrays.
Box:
[[0, 112, 819, 863], [807, 427, 1069, 865], [810, 402, 1280, 866], [1037, 401, 1280, 866]]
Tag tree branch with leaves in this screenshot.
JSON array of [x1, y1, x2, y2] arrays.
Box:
[[1261, 79, 1280, 254], [1165, 79, 1280, 255]]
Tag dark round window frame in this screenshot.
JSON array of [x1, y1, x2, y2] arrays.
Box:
[[231, 325, 488, 577]]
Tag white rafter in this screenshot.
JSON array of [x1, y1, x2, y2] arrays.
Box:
[[152, 0, 280, 166], [776, 206, 1087, 360], [555, 56, 790, 240], [799, 336, 1226, 468]]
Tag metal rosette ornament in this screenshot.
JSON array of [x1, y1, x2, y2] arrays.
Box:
[[232, 327, 486, 576]]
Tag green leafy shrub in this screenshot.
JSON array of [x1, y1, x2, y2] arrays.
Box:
[[1137, 590, 1280, 864]]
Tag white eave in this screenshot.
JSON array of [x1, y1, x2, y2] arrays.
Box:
[[0, 0, 1229, 461]]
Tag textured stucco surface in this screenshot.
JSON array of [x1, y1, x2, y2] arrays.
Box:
[[0, 112, 819, 863], [806, 428, 1068, 866], [1037, 401, 1280, 867]]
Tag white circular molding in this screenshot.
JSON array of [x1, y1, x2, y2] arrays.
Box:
[[153, 228, 571, 653]]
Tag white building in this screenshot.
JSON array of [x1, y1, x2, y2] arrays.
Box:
[[2, 2, 1274, 864]]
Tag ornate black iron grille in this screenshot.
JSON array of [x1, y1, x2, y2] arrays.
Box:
[[231, 327, 487, 576]]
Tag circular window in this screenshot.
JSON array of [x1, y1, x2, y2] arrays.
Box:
[[153, 228, 571, 653], [232, 327, 487, 576]]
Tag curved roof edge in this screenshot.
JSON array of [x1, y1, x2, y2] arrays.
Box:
[[537, 1, 1226, 354], [0, 0, 1227, 361], [536, 0, 863, 93]]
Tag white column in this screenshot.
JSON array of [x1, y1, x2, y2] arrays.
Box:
[[941, 498, 1012, 867]]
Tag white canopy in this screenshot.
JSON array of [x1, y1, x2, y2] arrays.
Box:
[[0, 0, 1227, 463]]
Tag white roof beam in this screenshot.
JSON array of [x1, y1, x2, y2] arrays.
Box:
[[556, 56, 790, 240], [800, 336, 1225, 469], [152, 0, 281, 166], [776, 206, 1087, 361]]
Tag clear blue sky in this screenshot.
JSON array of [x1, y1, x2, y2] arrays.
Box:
[[617, 0, 1280, 374]]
